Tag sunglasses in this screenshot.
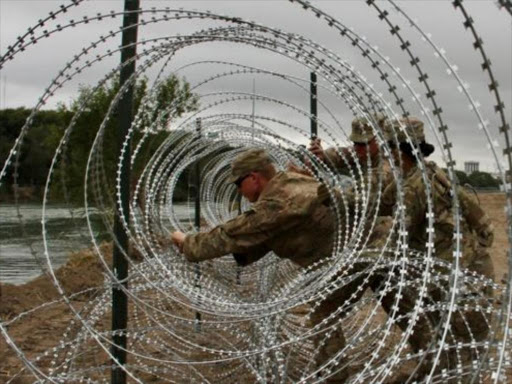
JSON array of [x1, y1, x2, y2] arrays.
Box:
[[234, 174, 250, 188]]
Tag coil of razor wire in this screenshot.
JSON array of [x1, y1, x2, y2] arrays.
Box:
[[0, 1, 511, 383]]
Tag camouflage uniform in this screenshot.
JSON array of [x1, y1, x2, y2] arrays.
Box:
[[319, 115, 395, 246], [381, 117, 494, 277], [380, 118, 495, 380], [323, 115, 393, 183], [314, 117, 431, 381], [382, 161, 494, 276], [319, 115, 400, 312], [183, 161, 348, 382], [183, 171, 335, 268]]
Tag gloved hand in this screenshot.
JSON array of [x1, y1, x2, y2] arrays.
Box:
[[309, 137, 325, 161]]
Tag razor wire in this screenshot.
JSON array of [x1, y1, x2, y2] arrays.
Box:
[[0, 0, 511, 383]]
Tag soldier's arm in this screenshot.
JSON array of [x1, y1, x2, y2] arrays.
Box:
[[380, 176, 425, 229], [182, 198, 296, 263], [380, 180, 397, 216], [324, 147, 351, 176], [182, 214, 270, 262], [457, 186, 494, 247]]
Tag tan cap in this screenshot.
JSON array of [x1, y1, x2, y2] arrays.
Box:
[[228, 148, 272, 183], [349, 116, 375, 143], [349, 113, 391, 143], [373, 112, 394, 141], [396, 117, 425, 144]]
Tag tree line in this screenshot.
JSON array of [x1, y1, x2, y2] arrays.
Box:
[[0, 74, 199, 203], [453, 169, 501, 190], [0, 75, 503, 204]]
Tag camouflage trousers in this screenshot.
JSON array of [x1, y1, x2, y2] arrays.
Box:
[[307, 262, 434, 383], [393, 247, 494, 382], [431, 239, 495, 381], [419, 286, 493, 383], [307, 242, 494, 383]]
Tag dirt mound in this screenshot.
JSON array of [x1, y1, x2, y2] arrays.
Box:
[[0, 242, 113, 320], [478, 193, 509, 284]]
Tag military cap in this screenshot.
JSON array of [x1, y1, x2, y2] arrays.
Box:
[[372, 112, 395, 141], [350, 116, 375, 143], [396, 117, 425, 144], [349, 113, 392, 143], [228, 148, 272, 183]]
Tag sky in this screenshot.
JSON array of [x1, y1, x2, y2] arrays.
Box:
[[0, 0, 511, 173]]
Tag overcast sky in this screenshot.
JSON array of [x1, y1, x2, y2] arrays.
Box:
[[0, 0, 510, 172]]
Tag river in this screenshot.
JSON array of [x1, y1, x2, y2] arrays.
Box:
[[0, 203, 195, 285]]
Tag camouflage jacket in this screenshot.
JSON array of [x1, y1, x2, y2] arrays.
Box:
[[183, 171, 335, 268], [381, 161, 494, 277], [324, 147, 393, 203], [325, 146, 392, 179], [321, 148, 393, 245]]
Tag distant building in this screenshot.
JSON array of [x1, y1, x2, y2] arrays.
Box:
[[464, 161, 479, 174]]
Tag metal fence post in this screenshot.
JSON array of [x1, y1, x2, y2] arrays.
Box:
[[194, 118, 202, 331], [310, 72, 318, 139], [111, 1, 139, 383]]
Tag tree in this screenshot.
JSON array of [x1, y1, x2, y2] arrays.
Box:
[[0, 107, 73, 199], [0, 74, 199, 203], [454, 170, 470, 186], [467, 171, 500, 189]]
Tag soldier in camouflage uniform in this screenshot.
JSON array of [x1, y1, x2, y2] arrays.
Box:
[[172, 149, 335, 268], [310, 114, 395, 248], [311, 116, 443, 381], [171, 147, 434, 382], [310, 114, 394, 190], [171, 148, 350, 382], [380, 117, 495, 381]]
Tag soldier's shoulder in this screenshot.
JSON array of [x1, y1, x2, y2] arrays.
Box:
[[269, 171, 317, 188], [261, 171, 318, 203], [405, 164, 423, 184], [427, 161, 452, 190]]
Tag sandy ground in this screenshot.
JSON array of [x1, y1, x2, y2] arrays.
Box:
[[0, 193, 510, 383], [478, 193, 510, 285]]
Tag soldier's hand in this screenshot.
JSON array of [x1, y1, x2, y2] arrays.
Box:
[[171, 231, 186, 252], [309, 137, 325, 161]]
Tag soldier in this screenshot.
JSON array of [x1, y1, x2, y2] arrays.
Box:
[[171, 148, 434, 383], [381, 117, 494, 281], [308, 114, 395, 248], [380, 117, 495, 381], [171, 148, 350, 383], [309, 114, 393, 184]]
